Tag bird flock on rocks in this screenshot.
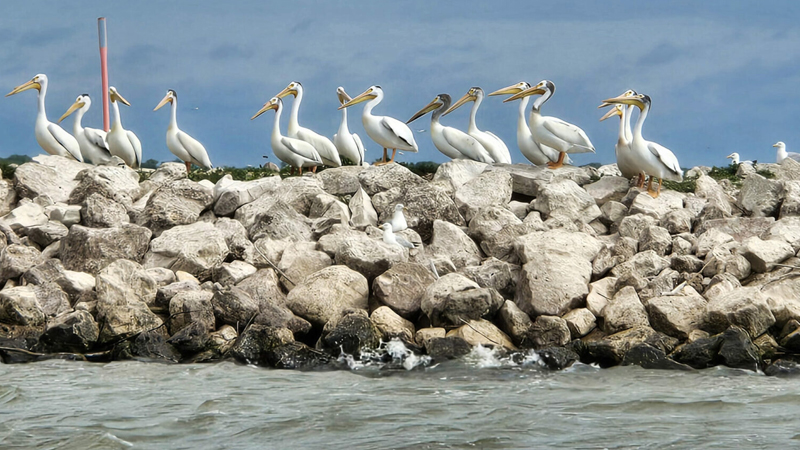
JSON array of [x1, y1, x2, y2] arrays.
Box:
[[4, 74, 794, 200]]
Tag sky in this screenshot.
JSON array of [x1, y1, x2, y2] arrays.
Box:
[[1, 1, 799, 169]]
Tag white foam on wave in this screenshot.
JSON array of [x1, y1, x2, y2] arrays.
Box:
[[335, 339, 432, 371]]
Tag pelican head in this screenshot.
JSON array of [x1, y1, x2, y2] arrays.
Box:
[[598, 89, 638, 108], [336, 86, 352, 105], [774, 141, 786, 149], [251, 97, 281, 120], [276, 81, 302, 99], [338, 85, 381, 110], [443, 87, 484, 115], [599, 104, 624, 122], [59, 94, 91, 123], [109, 86, 131, 106], [488, 82, 531, 97], [154, 89, 177, 111], [6, 73, 47, 97], [601, 92, 650, 111], [407, 94, 450, 123], [502, 80, 553, 102]]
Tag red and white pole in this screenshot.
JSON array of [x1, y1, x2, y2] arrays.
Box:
[[98, 17, 109, 132]]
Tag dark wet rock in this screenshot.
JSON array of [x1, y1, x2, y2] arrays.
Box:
[[717, 326, 759, 371], [167, 321, 211, 356], [230, 324, 295, 365], [421, 273, 504, 327], [537, 346, 580, 370], [25, 221, 69, 247], [211, 286, 259, 329], [319, 310, 382, 357], [168, 290, 215, 334], [60, 224, 152, 275], [671, 335, 723, 369], [764, 357, 800, 377], [266, 341, 332, 369], [522, 315, 571, 350], [130, 329, 181, 362], [583, 326, 659, 367], [425, 336, 472, 360], [621, 343, 693, 370], [37, 310, 99, 353]]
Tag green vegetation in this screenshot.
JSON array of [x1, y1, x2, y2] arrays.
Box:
[[0, 154, 32, 179], [398, 161, 440, 177], [141, 159, 160, 169]]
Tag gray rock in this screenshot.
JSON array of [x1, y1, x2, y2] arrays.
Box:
[[95, 260, 162, 343], [13, 157, 86, 203], [137, 179, 214, 235], [236, 268, 287, 310], [44, 203, 81, 227], [316, 165, 365, 195], [277, 242, 331, 290], [610, 250, 670, 280], [425, 336, 472, 359], [211, 286, 260, 328], [600, 201, 628, 229], [320, 309, 382, 357], [496, 300, 533, 346], [698, 217, 776, 243], [468, 206, 531, 262], [587, 277, 616, 317], [523, 315, 570, 350], [348, 186, 378, 229], [68, 164, 141, 210], [38, 310, 99, 353], [213, 176, 281, 216], [448, 319, 515, 349], [646, 286, 706, 339], [779, 181, 800, 218], [515, 253, 590, 317], [0, 286, 44, 326], [213, 260, 258, 286], [358, 163, 425, 196], [432, 159, 488, 190], [80, 193, 129, 228], [628, 191, 685, 220], [660, 209, 693, 234], [285, 265, 369, 326], [617, 214, 658, 240], [763, 219, 800, 252], [33, 282, 71, 318], [235, 197, 312, 242], [25, 221, 69, 247], [603, 286, 649, 334], [144, 222, 229, 281], [214, 217, 253, 262], [695, 174, 733, 216], [454, 169, 513, 222], [372, 182, 465, 242], [427, 220, 481, 269], [515, 229, 603, 263], [59, 224, 152, 275], [370, 306, 415, 343], [334, 233, 406, 280], [1, 201, 48, 232], [696, 228, 735, 258], [0, 179, 17, 217], [639, 225, 672, 256], [421, 275, 504, 328], [562, 308, 596, 339], [737, 174, 784, 217], [155, 280, 200, 309], [0, 244, 43, 284], [459, 257, 519, 297], [373, 262, 436, 318], [532, 179, 601, 224], [583, 176, 630, 206], [741, 236, 793, 273], [705, 286, 776, 337], [229, 324, 295, 366]]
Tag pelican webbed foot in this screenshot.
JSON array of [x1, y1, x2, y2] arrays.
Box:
[[546, 152, 566, 169]]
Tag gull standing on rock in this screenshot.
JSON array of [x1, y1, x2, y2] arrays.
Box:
[[58, 94, 113, 165], [6, 74, 83, 162], [107, 86, 142, 169], [774, 142, 800, 164], [382, 223, 415, 249], [390, 204, 408, 232], [154, 89, 213, 173]]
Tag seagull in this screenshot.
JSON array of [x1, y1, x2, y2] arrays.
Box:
[[382, 223, 415, 248], [726, 152, 754, 166], [390, 203, 408, 232], [774, 142, 800, 164]]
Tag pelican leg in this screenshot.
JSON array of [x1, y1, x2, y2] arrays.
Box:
[[386, 149, 397, 164], [311, 166, 318, 174], [637, 173, 646, 188], [546, 152, 566, 169], [290, 166, 296, 176], [185, 161, 192, 174], [375, 148, 389, 166], [299, 167, 303, 176], [647, 177, 660, 198]]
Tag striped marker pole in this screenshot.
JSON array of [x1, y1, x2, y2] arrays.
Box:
[[98, 17, 109, 132]]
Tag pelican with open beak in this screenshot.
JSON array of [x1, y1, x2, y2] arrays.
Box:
[[443, 87, 510, 164], [504, 80, 594, 169], [407, 94, 492, 163], [275, 81, 341, 169], [106, 86, 142, 168], [6, 74, 83, 162], [339, 85, 418, 165], [154, 89, 212, 173], [601, 93, 682, 198], [252, 97, 323, 175], [58, 94, 112, 165], [333, 87, 366, 166]]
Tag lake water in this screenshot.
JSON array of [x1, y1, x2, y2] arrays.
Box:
[[1, 346, 797, 449]]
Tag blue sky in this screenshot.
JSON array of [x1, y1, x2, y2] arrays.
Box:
[[1, 1, 799, 169]]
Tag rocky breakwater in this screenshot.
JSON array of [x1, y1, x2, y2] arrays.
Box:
[[4, 154, 800, 375]]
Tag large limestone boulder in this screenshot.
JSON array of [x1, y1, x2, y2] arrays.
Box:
[[453, 169, 513, 222], [348, 187, 378, 229], [695, 174, 732, 216], [0, 179, 17, 217], [421, 273, 504, 327], [372, 262, 436, 318], [427, 220, 481, 269], [459, 257, 519, 297], [372, 182, 465, 241], [603, 286, 650, 334], [447, 319, 515, 349], [610, 250, 670, 280], [705, 287, 776, 337], [433, 160, 488, 190], [80, 193, 129, 228], [316, 166, 365, 195], [213, 176, 281, 216], [214, 217, 253, 262], [627, 191, 685, 220], [277, 242, 331, 290], [213, 260, 258, 286], [562, 308, 596, 339], [358, 163, 425, 196], [496, 300, 533, 346], [484, 164, 594, 197], [285, 265, 369, 326], [44, 203, 81, 228], [138, 179, 214, 234], [515, 229, 602, 263], [646, 286, 706, 339], [68, 164, 141, 209], [95, 260, 162, 343], [524, 315, 571, 350], [320, 309, 382, 357], [737, 174, 783, 217], [13, 156, 87, 203], [236, 269, 287, 309], [741, 236, 793, 273], [0, 285, 45, 326], [532, 179, 601, 224], [468, 206, 534, 262], [211, 286, 260, 328], [583, 176, 630, 206], [234, 197, 312, 242], [586, 276, 616, 317], [370, 306, 415, 343], [334, 233, 406, 280], [1, 201, 48, 232], [0, 244, 43, 284], [59, 224, 152, 275], [168, 290, 215, 334], [144, 221, 229, 281]]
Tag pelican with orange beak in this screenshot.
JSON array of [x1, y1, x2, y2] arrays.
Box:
[[154, 89, 212, 173], [443, 87, 510, 164], [275, 81, 341, 169], [333, 87, 366, 166], [6, 74, 82, 162], [338, 85, 418, 165], [106, 86, 142, 168], [598, 89, 645, 187], [252, 97, 323, 175]]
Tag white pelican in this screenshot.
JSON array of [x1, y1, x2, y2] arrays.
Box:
[[390, 203, 408, 232], [599, 96, 645, 187], [726, 152, 754, 166], [252, 97, 323, 175], [58, 94, 113, 165], [406, 94, 492, 163], [489, 82, 567, 166], [774, 142, 800, 164], [6, 74, 82, 162], [601, 93, 682, 198], [339, 85, 418, 165], [154, 89, 213, 173], [442, 87, 511, 164], [333, 87, 366, 166], [505, 80, 595, 169], [106, 87, 142, 168], [275, 81, 341, 168], [381, 223, 415, 249]]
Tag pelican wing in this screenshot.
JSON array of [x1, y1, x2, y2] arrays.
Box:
[[177, 130, 212, 168], [648, 141, 682, 177], [441, 126, 492, 163], [542, 117, 595, 153], [126, 130, 142, 168], [84, 127, 110, 151], [296, 127, 340, 166], [48, 123, 83, 162], [281, 137, 322, 163], [353, 133, 365, 165], [381, 117, 417, 150]]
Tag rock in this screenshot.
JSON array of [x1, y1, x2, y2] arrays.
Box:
[[718, 326, 759, 371], [334, 233, 406, 280], [316, 166, 364, 195], [737, 174, 783, 217], [779, 181, 800, 218], [234, 197, 312, 242], [144, 222, 229, 281], [698, 217, 776, 242], [646, 286, 706, 339], [214, 217, 253, 262], [154, 280, 200, 309], [447, 319, 515, 349], [358, 163, 425, 196], [660, 209, 693, 234], [468, 206, 532, 262], [741, 236, 793, 273], [453, 169, 513, 222], [516, 251, 591, 317], [25, 221, 68, 248], [628, 191, 684, 220], [210, 261, 256, 287], [56, 270, 96, 304], [0, 180, 17, 217], [68, 164, 141, 209], [583, 176, 630, 206], [0, 244, 43, 284], [521, 315, 570, 350], [671, 335, 723, 369], [13, 158, 85, 203], [432, 160, 488, 190], [80, 193, 129, 228], [373, 262, 436, 318], [276, 242, 331, 290], [425, 336, 472, 360], [421, 273, 503, 327], [617, 214, 658, 240], [671, 254, 704, 273], [211, 286, 259, 329], [639, 225, 673, 256], [532, 179, 601, 224], [213, 176, 281, 216], [44, 203, 81, 227], [621, 343, 693, 370], [285, 265, 369, 326], [600, 201, 628, 229], [427, 220, 482, 269], [763, 219, 800, 252], [765, 358, 800, 377], [372, 182, 465, 242], [603, 286, 650, 334], [309, 193, 350, 224], [38, 310, 99, 353], [586, 277, 616, 318], [33, 283, 70, 318], [415, 327, 446, 348], [236, 269, 287, 310], [537, 346, 580, 370], [459, 257, 519, 298], [230, 324, 295, 365], [1, 201, 48, 232], [610, 250, 670, 280], [321, 309, 382, 356], [562, 308, 596, 339], [348, 186, 378, 229], [168, 290, 215, 334], [370, 306, 415, 343], [695, 174, 732, 216], [167, 321, 212, 356], [0, 286, 45, 326], [496, 300, 533, 346], [583, 326, 661, 367], [705, 287, 775, 337], [59, 224, 152, 275], [95, 260, 162, 343]]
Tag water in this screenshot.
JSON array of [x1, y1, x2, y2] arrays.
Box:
[[1, 346, 798, 449]]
